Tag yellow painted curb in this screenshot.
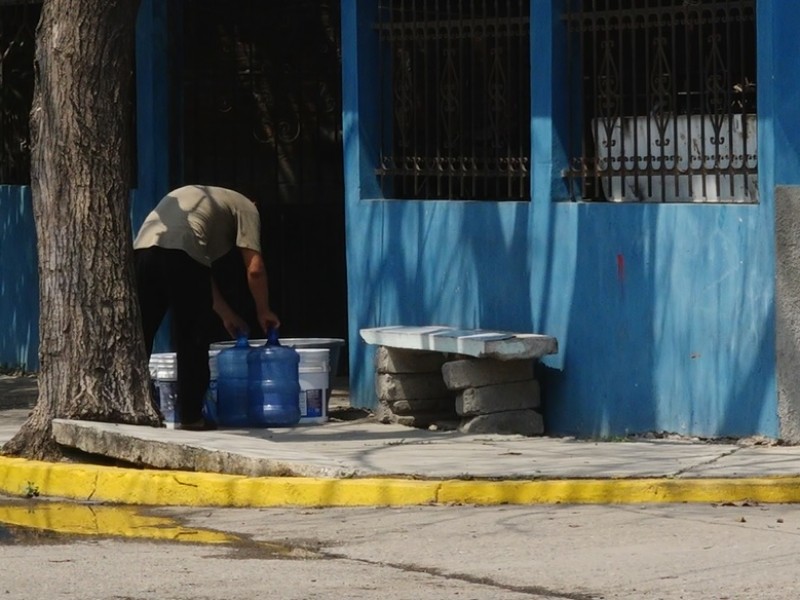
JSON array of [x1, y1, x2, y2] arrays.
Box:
[[3, 455, 800, 507], [0, 456, 439, 507], [437, 477, 800, 505]]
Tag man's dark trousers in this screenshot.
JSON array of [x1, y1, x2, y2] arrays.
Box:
[[135, 247, 213, 425]]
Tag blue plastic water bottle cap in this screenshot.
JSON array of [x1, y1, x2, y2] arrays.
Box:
[[267, 327, 280, 346], [235, 334, 249, 347]]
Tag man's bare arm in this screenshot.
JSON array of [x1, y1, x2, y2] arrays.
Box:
[[240, 247, 280, 334]]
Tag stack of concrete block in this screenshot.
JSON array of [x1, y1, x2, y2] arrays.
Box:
[[441, 358, 543, 436], [374, 346, 459, 428]]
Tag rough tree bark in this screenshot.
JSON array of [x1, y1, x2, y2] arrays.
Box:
[[2, 0, 161, 460]]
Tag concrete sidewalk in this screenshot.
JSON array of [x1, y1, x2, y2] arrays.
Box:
[[3, 374, 800, 507]]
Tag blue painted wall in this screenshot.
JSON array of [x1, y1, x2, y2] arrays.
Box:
[[0, 186, 38, 370], [768, 4, 800, 186], [342, 0, 788, 438]]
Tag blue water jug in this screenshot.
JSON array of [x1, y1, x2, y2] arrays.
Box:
[[247, 328, 301, 427], [216, 335, 251, 427]]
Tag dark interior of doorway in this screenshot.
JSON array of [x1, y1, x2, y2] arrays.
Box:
[[170, 0, 348, 373]]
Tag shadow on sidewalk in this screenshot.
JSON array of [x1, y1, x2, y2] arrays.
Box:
[[0, 375, 37, 411]]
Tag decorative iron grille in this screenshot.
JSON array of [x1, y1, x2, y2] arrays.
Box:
[[0, 1, 39, 185], [376, 0, 530, 201], [177, 0, 347, 343], [564, 0, 757, 203], [179, 0, 343, 205]]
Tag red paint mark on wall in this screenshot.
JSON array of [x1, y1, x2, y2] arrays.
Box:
[[616, 254, 625, 282]]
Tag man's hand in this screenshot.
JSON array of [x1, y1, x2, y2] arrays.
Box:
[[257, 308, 281, 335], [212, 277, 249, 338], [221, 311, 249, 339]]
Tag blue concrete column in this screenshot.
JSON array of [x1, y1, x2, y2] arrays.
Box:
[[133, 0, 171, 230], [134, 0, 173, 353]]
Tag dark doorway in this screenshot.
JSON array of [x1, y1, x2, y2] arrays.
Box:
[[170, 1, 347, 371]]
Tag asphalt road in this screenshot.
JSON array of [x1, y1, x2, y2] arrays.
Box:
[[2, 498, 800, 599]]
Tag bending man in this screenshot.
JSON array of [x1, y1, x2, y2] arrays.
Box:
[[133, 185, 279, 430]]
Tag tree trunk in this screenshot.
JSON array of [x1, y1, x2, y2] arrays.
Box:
[[2, 0, 160, 460]]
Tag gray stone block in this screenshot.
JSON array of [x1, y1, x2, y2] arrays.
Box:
[[375, 346, 448, 374], [389, 397, 455, 416], [375, 401, 396, 424], [376, 372, 450, 401], [376, 402, 453, 428], [442, 358, 534, 390], [455, 380, 540, 416], [459, 410, 544, 436]]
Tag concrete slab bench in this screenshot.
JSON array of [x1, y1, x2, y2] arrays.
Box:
[[360, 326, 558, 436]]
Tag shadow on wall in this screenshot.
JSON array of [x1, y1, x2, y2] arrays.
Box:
[[462, 201, 534, 332], [542, 204, 659, 437], [347, 198, 535, 409], [375, 201, 534, 331], [540, 201, 776, 439], [0, 185, 39, 371]]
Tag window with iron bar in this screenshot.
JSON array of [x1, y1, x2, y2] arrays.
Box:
[[0, 1, 39, 185], [375, 0, 531, 201], [563, 0, 757, 203]]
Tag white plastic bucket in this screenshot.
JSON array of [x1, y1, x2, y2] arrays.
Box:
[[297, 348, 330, 425], [206, 350, 220, 425], [149, 353, 177, 428], [149, 351, 220, 429]]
